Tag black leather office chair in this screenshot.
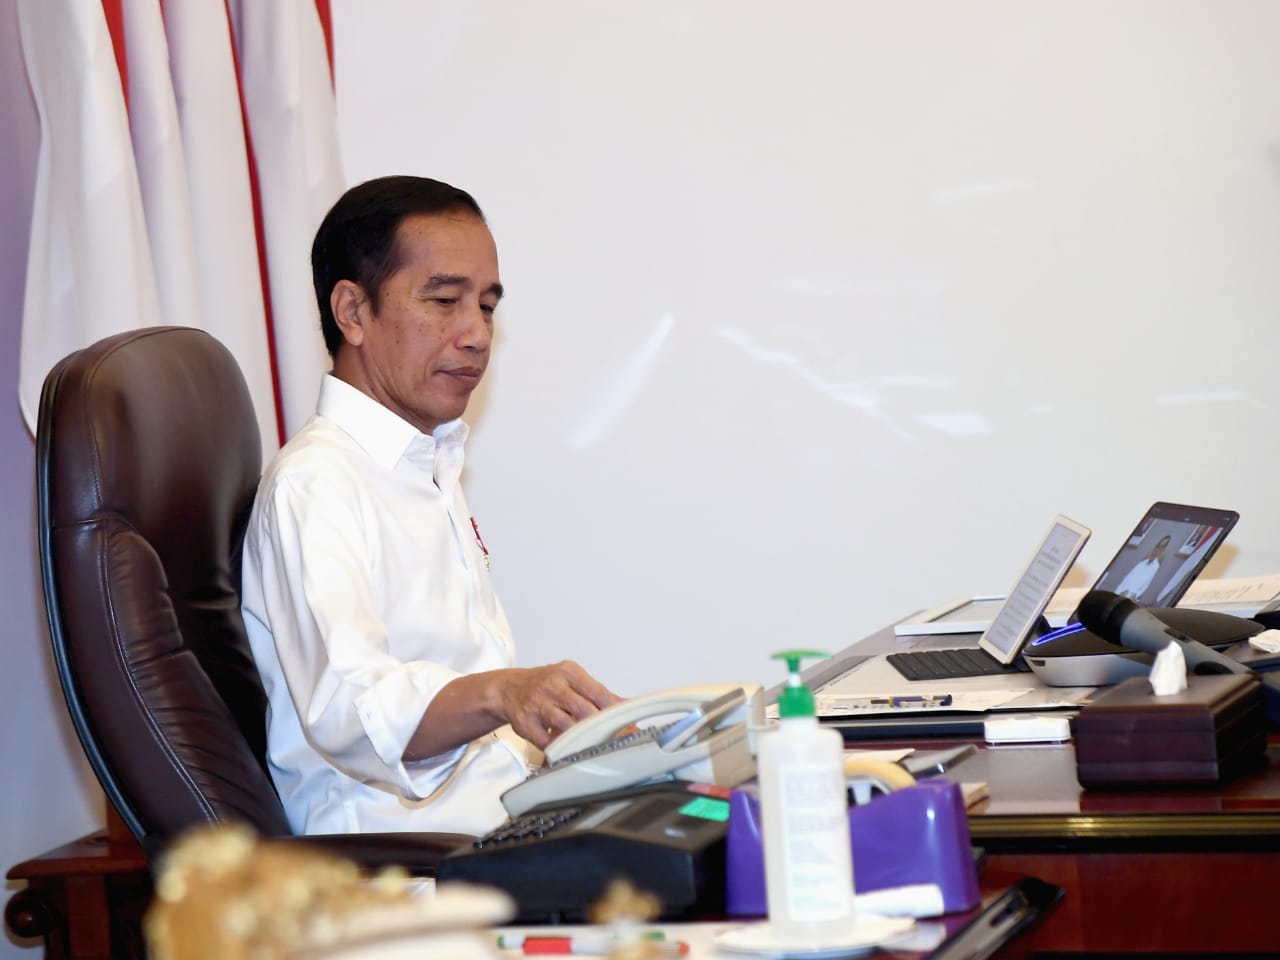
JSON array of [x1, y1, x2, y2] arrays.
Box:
[[36, 326, 469, 871]]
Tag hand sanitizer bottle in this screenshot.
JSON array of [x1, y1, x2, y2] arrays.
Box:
[[757, 650, 855, 943]]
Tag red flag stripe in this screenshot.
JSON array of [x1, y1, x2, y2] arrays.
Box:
[[314, 0, 334, 83], [100, 0, 129, 110], [221, 0, 287, 447]]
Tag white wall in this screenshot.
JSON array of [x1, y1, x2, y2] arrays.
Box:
[[0, 1, 104, 956], [332, 1, 1280, 696]]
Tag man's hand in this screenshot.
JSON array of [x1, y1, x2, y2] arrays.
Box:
[[499, 660, 622, 750], [405, 661, 621, 760]]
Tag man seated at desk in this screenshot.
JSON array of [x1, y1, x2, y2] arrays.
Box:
[[241, 175, 620, 837], [1114, 533, 1171, 602]]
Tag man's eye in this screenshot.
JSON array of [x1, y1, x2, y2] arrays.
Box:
[[431, 297, 459, 306], [481, 303, 496, 316]]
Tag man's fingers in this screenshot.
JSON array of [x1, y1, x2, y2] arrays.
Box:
[[503, 662, 622, 748], [542, 703, 577, 736], [551, 660, 622, 710]]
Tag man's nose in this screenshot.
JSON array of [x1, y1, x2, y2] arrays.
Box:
[[458, 302, 493, 350]]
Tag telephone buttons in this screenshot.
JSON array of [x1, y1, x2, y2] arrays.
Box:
[[473, 807, 583, 848]]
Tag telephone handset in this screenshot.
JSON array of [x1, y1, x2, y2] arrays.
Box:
[[501, 683, 763, 818]]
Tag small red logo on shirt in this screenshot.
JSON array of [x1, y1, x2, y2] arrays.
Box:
[[470, 516, 490, 570]]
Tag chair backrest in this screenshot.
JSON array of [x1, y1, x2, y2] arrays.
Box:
[[37, 326, 293, 853]]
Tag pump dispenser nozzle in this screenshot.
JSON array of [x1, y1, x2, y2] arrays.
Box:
[[771, 649, 830, 719]]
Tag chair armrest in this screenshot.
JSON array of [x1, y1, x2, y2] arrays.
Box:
[[267, 832, 476, 876]]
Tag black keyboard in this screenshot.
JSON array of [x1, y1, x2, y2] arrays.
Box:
[[886, 647, 1030, 681]]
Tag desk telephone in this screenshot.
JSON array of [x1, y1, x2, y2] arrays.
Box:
[[501, 683, 764, 817], [438, 684, 763, 921]]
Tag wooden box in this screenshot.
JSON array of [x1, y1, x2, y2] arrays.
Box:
[[1073, 673, 1266, 787]]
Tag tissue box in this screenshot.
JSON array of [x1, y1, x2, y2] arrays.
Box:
[[724, 778, 980, 916], [1073, 673, 1266, 787]]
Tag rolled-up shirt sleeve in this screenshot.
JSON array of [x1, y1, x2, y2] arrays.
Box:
[[354, 662, 466, 792]]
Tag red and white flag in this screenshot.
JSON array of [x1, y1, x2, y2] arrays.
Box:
[[120, 0, 204, 334], [16, 0, 340, 451], [162, 0, 281, 460], [16, 0, 162, 431], [228, 0, 344, 439]]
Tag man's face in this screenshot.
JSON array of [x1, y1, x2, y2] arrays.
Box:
[[341, 211, 502, 434]]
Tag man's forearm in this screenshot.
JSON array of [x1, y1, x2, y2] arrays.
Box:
[[403, 661, 621, 760]]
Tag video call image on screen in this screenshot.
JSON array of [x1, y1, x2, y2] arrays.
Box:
[[1092, 518, 1227, 607]]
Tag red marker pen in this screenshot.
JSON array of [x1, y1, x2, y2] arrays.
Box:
[[496, 932, 687, 955]]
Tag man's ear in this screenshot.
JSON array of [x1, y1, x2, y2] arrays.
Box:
[[330, 280, 369, 347]]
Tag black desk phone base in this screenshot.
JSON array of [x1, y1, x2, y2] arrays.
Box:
[[436, 781, 730, 923]]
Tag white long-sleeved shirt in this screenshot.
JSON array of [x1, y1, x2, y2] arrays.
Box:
[[242, 374, 531, 836], [1115, 556, 1161, 601]]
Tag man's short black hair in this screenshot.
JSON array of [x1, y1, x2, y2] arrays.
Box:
[[311, 175, 486, 356]]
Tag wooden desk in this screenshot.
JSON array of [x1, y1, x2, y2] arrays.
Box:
[[14, 623, 1280, 958], [902, 736, 1280, 954], [821, 625, 1280, 954]]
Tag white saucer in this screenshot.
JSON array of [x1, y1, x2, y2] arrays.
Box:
[[309, 883, 516, 959], [714, 914, 916, 959]]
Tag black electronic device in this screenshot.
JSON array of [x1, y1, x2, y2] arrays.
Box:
[[1024, 502, 1242, 687], [1075, 591, 1255, 676], [435, 781, 730, 923], [1026, 605, 1266, 687], [1065, 590, 1280, 724], [922, 876, 1064, 960], [887, 515, 1089, 680], [891, 502, 1237, 683], [1255, 596, 1280, 630], [1085, 501, 1238, 608]]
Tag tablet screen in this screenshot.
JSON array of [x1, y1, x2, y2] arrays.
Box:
[[1084, 501, 1238, 610], [979, 516, 1091, 664]]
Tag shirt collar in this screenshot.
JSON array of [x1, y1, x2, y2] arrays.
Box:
[[316, 374, 469, 470]]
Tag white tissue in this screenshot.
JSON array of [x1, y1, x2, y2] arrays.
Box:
[[854, 883, 946, 918], [1149, 640, 1188, 695], [1249, 629, 1280, 654]]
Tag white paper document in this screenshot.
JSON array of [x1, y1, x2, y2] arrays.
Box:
[[906, 574, 1280, 635], [1049, 573, 1280, 622]]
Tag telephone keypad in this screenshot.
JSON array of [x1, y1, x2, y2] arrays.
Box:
[[473, 807, 583, 848], [530, 720, 679, 781]]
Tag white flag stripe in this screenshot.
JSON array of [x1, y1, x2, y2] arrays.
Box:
[[163, 0, 280, 460], [16, 0, 162, 432], [120, 0, 204, 333], [229, 0, 343, 439]]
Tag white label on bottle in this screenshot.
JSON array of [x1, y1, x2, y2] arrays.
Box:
[[777, 762, 853, 921]]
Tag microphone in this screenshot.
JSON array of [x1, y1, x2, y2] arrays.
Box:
[[1076, 590, 1251, 676]]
